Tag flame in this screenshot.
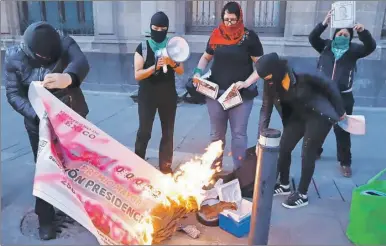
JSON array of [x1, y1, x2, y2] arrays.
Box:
[[136, 140, 223, 244]]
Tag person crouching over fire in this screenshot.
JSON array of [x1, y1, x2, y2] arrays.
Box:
[[255, 53, 346, 209]]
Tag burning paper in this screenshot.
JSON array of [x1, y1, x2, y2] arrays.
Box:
[[28, 82, 224, 245], [217, 83, 243, 110]]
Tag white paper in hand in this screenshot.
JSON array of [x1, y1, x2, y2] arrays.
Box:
[[217, 83, 243, 110], [338, 115, 366, 135], [196, 74, 219, 100], [331, 1, 356, 28]]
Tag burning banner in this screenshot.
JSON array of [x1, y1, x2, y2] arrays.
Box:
[[28, 82, 224, 244]]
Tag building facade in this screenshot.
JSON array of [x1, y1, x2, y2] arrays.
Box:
[[1, 1, 386, 106]]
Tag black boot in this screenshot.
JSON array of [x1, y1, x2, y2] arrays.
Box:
[[38, 223, 56, 240]]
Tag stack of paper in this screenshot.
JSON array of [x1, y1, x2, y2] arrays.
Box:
[[217, 83, 243, 110], [196, 77, 219, 100], [216, 179, 252, 222]]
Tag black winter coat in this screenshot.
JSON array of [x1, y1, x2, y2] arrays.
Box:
[[4, 35, 89, 132], [309, 23, 376, 92], [261, 67, 345, 127]]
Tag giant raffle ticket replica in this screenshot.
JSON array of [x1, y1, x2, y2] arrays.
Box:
[[28, 82, 228, 245], [28, 82, 251, 245]]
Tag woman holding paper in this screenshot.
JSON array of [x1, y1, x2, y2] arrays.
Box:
[[134, 11, 184, 175], [308, 10, 376, 177], [192, 1, 263, 170], [256, 52, 346, 208]]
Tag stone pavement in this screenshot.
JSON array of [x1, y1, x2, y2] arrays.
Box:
[[1, 89, 386, 245]]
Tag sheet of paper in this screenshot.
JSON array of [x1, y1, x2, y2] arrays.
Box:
[[337, 115, 366, 135], [196, 77, 219, 100], [217, 83, 243, 110], [331, 1, 356, 28]]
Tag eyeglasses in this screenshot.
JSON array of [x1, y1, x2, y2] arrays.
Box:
[[223, 18, 237, 24]]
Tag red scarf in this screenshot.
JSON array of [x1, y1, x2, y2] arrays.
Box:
[[209, 2, 245, 50]]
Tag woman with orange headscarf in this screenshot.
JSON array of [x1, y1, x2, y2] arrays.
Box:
[[193, 1, 263, 170]]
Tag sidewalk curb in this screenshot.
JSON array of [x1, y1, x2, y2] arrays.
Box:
[[2, 86, 385, 112]]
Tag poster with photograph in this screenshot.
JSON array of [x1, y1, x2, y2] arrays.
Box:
[[217, 83, 243, 110], [331, 1, 356, 28], [196, 77, 219, 100]]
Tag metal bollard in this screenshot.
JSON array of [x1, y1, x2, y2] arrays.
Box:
[[248, 128, 281, 245]]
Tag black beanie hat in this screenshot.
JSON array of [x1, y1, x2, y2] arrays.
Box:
[[333, 28, 354, 41], [150, 11, 169, 28], [23, 21, 62, 63], [255, 52, 287, 83]]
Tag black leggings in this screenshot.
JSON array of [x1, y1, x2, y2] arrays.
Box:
[[134, 86, 177, 170], [27, 130, 56, 225], [277, 111, 333, 195], [333, 92, 354, 166]]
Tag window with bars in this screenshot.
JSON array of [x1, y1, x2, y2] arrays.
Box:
[[17, 1, 94, 36], [382, 9, 386, 38], [185, 0, 286, 36]]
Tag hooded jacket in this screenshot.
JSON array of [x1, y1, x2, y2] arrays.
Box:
[[4, 22, 90, 132], [256, 53, 345, 127], [309, 23, 376, 92]]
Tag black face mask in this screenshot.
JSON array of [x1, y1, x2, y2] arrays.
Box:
[[150, 12, 169, 43], [150, 29, 168, 43]]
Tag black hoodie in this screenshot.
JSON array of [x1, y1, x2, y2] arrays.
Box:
[[309, 23, 376, 92], [256, 53, 345, 125], [4, 22, 90, 130]]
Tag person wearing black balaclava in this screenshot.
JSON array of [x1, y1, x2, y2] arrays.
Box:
[[134, 11, 184, 174], [4, 21, 90, 240], [309, 10, 376, 177], [256, 52, 346, 209]]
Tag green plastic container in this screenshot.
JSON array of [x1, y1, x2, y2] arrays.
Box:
[[346, 169, 386, 245]]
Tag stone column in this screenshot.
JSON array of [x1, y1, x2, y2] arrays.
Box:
[[175, 1, 186, 35], [1, 1, 21, 38], [93, 1, 119, 40], [140, 1, 177, 36], [284, 1, 318, 39], [283, 1, 318, 57]]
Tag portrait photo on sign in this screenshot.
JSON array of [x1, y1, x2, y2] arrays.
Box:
[[331, 1, 356, 28]]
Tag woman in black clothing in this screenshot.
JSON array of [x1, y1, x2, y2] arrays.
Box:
[[133, 12, 184, 174], [256, 53, 346, 209], [193, 1, 263, 170], [309, 10, 376, 177]]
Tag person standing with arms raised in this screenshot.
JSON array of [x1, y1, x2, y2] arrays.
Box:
[[309, 10, 376, 177], [134, 11, 184, 175]]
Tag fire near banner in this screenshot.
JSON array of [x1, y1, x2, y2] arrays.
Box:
[[28, 82, 223, 245]]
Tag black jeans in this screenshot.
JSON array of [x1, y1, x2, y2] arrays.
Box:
[[333, 92, 354, 167], [277, 110, 333, 195], [27, 130, 56, 226], [135, 86, 177, 170]]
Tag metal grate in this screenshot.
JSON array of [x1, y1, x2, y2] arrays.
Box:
[[186, 0, 285, 35], [382, 9, 386, 38], [17, 1, 94, 36]]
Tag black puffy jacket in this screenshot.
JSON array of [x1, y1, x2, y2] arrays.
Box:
[[4, 34, 89, 132], [309, 23, 376, 92]]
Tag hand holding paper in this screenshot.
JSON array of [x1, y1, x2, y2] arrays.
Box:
[[337, 115, 366, 135]]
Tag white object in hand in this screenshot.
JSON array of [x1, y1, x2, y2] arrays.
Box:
[[337, 115, 366, 135]]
